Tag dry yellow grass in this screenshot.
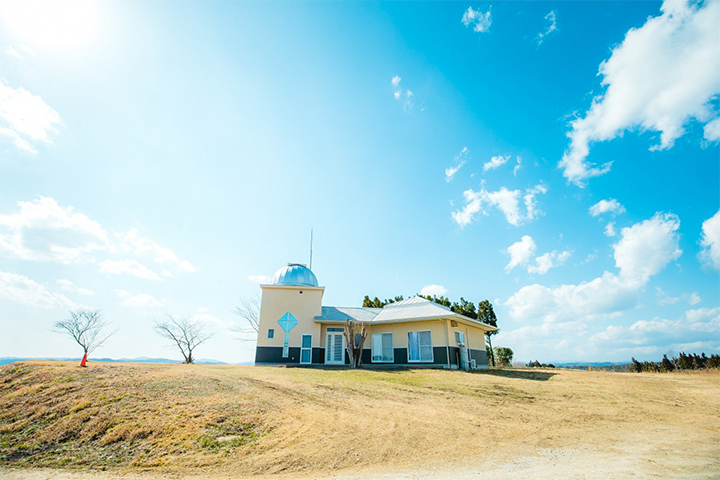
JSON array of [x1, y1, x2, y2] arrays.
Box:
[[1, 361, 719, 479]]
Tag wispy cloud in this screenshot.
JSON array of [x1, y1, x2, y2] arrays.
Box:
[[483, 154, 510, 172], [391, 75, 415, 111], [56, 279, 95, 296], [536, 10, 557, 46], [445, 147, 469, 182], [100, 259, 163, 281], [453, 184, 548, 227]]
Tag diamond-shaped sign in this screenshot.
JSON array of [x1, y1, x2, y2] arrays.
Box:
[[277, 312, 298, 332]]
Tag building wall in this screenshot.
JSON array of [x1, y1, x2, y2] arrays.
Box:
[[256, 285, 324, 348]]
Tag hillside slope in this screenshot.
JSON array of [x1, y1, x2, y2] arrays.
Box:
[[1, 362, 719, 478]]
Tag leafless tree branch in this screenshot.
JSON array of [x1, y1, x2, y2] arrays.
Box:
[[233, 294, 260, 334], [53, 309, 115, 363], [154, 314, 213, 364]]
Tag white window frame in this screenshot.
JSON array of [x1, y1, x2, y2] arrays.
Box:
[[372, 332, 394, 363], [300, 334, 312, 364], [408, 330, 434, 363]]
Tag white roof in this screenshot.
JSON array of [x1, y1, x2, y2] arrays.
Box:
[[315, 296, 497, 331]]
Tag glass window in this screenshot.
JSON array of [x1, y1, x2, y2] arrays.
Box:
[[455, 331, 465, 345], [408, 331, 433, 362], [268, 329, 274, 339], [300, 334, 312, 364], [372, 333, 393, 362]]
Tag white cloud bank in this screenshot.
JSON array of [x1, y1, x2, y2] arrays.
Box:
[[420, 284, 448, 297], [0, 197, 194, 280], [559, 0, 720, 185], [453, 184, 547, 227], [590, 307, 720, 351], [462, 7, 492, 33], [504, 235, 570, 275], [506, 212, 681, 322], [0, 80, 62, 154], [699, 209, 720, 271], [445, 147, 469, 182], [0, 197, 109, 263], [0, 271, 83, 309]]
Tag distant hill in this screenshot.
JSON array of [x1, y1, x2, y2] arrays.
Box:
[[0, 356, 248, 367]]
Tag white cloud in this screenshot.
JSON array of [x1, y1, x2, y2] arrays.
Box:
[[559, 0, 720, 185], [453, 184, 548, 228], [0, 271, 83, 309], [116, 228, 195, 274], [614, 213, 681, 284], [536, 10, 557, 45], [393, 90, 401, 100], [688, 292, 701, 306], [604, 222, 616, 237], [56, 279, 94, 296], [120, 293, 164, 309], [504, 235, 536, 272], [528, 250, 571, 275], [0, 196, 109, 263], [391, 75, 401, 88], [462, 7, 492, 33], [503, 235, 570, 275], [506, 212, 681, 322], [483, 154, 510, 172], [99, 259, 162, 281], [445, 147, 469, 182], [419, 284, 448, 297], [248, 274, 271, 284], [589, 198, 626, 217], [699, 209, 720, 271], [0, 80, 62, 154]]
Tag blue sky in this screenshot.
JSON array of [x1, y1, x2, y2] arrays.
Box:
[[0, 0, 718, 364]]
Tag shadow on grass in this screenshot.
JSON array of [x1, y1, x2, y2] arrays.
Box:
[[473, 368, 558, 381]]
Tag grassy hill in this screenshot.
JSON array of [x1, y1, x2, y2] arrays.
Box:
[[1, 362, 719, 478]]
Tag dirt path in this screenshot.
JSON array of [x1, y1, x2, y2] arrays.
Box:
[[2, 444, 718, 480]]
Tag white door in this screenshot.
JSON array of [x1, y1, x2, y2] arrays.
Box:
[[325, 332, 345, 365]]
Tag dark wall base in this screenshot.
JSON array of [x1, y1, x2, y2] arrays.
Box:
[[255, 346, 488, 368]]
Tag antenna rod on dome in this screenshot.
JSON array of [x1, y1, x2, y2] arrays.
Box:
[[309, 228, 313, 270]]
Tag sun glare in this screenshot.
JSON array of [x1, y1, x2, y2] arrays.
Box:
[[0, 0, 99, 49]]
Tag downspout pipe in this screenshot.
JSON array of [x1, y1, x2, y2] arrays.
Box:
[[444, 319, 451, 369]]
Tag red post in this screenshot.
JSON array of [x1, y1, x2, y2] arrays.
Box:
[[80, 352, 87, 367]]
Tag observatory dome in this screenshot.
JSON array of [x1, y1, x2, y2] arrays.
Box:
[[271, 263, 318, 287]]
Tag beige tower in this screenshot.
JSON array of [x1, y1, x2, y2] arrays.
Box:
[[254, 263, 324, 364]]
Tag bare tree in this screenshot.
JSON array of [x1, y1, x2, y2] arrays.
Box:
[[234, 294, 260, 333], [154, 314, 212, 364], [54, 309, 115, 366], [344, 319, 368, 369]]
